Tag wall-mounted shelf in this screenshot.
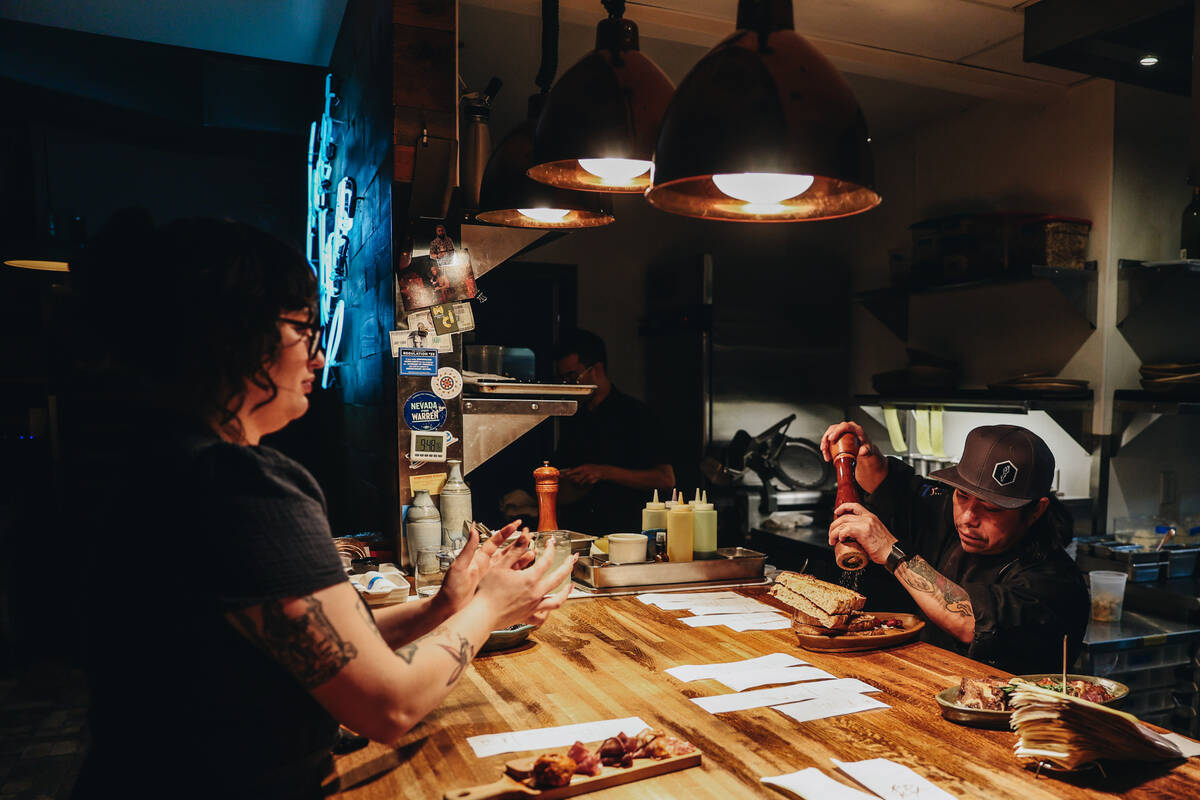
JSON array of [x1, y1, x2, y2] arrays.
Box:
[[855, 264, 1098, 340], [1116, 259, 1200, 364], [1112, 389, 1200, 453], [462, 397, 576, 474], [854, 389, 1096, 452]]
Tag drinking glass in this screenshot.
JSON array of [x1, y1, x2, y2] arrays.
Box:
[[415, 546, 453, 598], [535, 531, 572, 596]]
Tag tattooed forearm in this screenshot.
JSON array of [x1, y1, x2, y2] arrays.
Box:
[[393, 624, 449, 664], [237, 596, 358, 688], [355, 599, 387, 644], [438, 634, 475, 685], [898, 557, 973, 617]]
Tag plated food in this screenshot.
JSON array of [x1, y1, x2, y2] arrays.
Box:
[[767, 572, 925, 651], [517, 729, 696, 789], [936, 674, 1129, 729]]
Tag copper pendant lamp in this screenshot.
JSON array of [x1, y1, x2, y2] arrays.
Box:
[[476, 93, 615, 229], [645, 0, 881, 222], [527, 1, 674, 193]]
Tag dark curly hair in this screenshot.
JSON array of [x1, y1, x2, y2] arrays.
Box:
[[72, 209, 317, 441]]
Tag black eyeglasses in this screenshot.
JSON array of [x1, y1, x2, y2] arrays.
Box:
[[560, 362, 596, 385], [278, 317, 324, 359]]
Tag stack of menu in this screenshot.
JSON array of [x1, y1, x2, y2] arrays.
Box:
[[1010, 686, 1183, 771]]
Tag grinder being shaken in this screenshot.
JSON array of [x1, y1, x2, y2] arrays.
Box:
[[820, 422, 1090, 674]]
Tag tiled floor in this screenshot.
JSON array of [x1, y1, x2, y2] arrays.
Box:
[[0, 664, 88, 800]]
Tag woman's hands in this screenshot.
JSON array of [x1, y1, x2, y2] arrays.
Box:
[[819, 421, 889, 495], [475, 537, 577, 630], [828, 502, 897, 565], [435, 520, 534, 615]]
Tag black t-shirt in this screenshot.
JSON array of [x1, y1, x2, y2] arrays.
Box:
[[863, 458, 1091, 675], [553, 388, 672, 536], [76, 421, 347, 799]]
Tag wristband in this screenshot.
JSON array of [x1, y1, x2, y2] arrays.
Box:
[[885, 544, 909, 574]]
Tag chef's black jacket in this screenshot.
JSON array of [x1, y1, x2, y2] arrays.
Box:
[[553, 387, 672, 536], [862, 458, 1090, 674]]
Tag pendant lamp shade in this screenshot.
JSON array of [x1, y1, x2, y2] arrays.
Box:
[[476, 94, 615, 229], [527, 15, 674, 193], [645, 0, 881, 222]]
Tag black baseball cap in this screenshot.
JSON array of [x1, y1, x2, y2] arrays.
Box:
[[928, 425, 1055, 509]]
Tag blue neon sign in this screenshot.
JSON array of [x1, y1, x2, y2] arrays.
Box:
[[305, 73, 357, 389]]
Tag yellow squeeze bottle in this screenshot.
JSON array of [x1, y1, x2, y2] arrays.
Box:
[[642, 490, 668, 534], [692, 490, 717, 558], [667, 501, 693, 563]]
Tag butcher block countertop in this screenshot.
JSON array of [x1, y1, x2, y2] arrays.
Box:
[[327, 589, 1200, 799]]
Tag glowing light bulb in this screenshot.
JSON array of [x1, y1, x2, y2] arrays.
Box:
[[1140, 54, 1159, 67], [578, 158, 651, 185], [712, 173, 815, 204], [519, 208, 571, 223]]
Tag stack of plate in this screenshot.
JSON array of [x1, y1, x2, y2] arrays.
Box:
[[1140, 362, 1200, 392], [987, 374, 1089, 393]]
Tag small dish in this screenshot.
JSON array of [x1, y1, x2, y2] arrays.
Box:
[[935, 674, 1129, 729], [479, 623, 536, 653]]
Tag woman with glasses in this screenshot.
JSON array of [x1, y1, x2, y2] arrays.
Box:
[[70, 212, 574, 799]]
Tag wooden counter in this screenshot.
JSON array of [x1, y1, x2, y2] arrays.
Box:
[[329, 590, 1200, 799]]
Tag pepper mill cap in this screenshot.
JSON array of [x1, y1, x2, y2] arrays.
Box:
[[833, 432, 859, 460], [534, 461, 560, 485]]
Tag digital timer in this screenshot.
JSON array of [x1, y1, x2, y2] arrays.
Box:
[[410, 430, 448, 462]]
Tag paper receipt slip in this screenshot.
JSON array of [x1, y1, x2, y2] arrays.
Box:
[[466, 717, 649, 758], [762, 767, 877, 800], [833, 758, 957, 800]]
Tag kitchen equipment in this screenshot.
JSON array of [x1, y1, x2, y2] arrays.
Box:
[[832, 433, 867, 571], [534, 461, 559, 532], [1076, 542, 1167, 583], [572, 547, 765, 589], [463, 345, 537, 381], [666, 501, 693, 563], [439, 460, 472, 548], [466, 379, 596, 396], [445, 747, 701, 799]]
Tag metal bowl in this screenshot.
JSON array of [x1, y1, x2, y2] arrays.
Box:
[[479, 623, 536, 653], [935, 674, 1130, 729]]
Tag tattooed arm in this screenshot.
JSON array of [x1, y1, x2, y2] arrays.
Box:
[[225, 536, 576, 745], [894, 556, 975, 644]]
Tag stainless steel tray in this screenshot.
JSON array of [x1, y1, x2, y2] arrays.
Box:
[[572, 547, 766, 589], [468, 381, 597, 396]]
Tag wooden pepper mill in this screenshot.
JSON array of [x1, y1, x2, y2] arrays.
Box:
[[832, 433, 868, 571], [533, 461, 560, 532]]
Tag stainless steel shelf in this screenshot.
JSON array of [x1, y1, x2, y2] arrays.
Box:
[[461, 396, 577, 474]]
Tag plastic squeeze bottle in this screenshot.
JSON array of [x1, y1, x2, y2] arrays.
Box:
[[666, 500, 693, 563], [642, 490, 668, 556], [692, 490, 717, 558]]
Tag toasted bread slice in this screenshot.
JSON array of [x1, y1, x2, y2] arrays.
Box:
[[773, 571, 866, 615], [793, 621, 840, 637], [770, 584, 852, 628]]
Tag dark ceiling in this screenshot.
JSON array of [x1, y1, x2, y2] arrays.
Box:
[[1025, 0, 1194, 96]]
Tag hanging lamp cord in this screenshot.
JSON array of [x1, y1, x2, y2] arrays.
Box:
[[535, 0, 559, 94]]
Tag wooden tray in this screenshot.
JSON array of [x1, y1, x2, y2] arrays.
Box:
[[792, 612, 925, 653], [444, 751, 701, 799]]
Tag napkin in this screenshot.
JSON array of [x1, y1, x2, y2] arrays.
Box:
[[762, 768, 877, 800]]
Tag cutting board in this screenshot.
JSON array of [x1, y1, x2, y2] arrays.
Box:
[[443, 751, 702, 800]]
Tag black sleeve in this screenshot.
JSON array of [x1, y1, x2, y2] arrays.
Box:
[[194, 442, 347, 612], [634, 403, 673, 469], [962, 553, 1092, 673], [861, 457, 929, 553]]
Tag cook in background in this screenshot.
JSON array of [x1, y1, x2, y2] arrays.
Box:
[[70, 211, 574, 799], [822, 422, 1089, 674], [551, 329, 675, 536]]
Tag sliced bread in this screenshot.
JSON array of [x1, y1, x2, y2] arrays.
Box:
[[773, 571, 866, 616], [769, 584, 852, 629]]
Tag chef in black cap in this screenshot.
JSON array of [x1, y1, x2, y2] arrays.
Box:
[[822, 422, 1089, 674]]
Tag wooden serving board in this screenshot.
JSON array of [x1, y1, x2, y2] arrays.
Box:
[[792, 612, 925, 653], [443, 752, 702, 800]]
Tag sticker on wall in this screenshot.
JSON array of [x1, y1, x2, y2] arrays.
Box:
[[410, 472, 448, 495], [402, 313, 454, 353], [399, 347, 438, 376], [430, 301, 476, 335], [431, 367, 463, 399], [403, 391, 448, 431]]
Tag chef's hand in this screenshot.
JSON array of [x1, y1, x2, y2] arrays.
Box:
[[562, 464, 609, 486], [437, 521, 533, 614], [828, 502, 897, 565], [819, 421, 889, 494], [475, 536, 577, 629]]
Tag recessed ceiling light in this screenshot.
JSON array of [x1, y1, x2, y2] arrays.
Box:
[[1140, 55, 1159, 67]]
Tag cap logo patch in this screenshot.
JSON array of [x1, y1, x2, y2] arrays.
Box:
[[993, 460, 1017, 486]]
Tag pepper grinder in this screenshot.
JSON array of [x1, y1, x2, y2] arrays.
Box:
[[832, 433, 868, 571], [534, 461, 559, 532]]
